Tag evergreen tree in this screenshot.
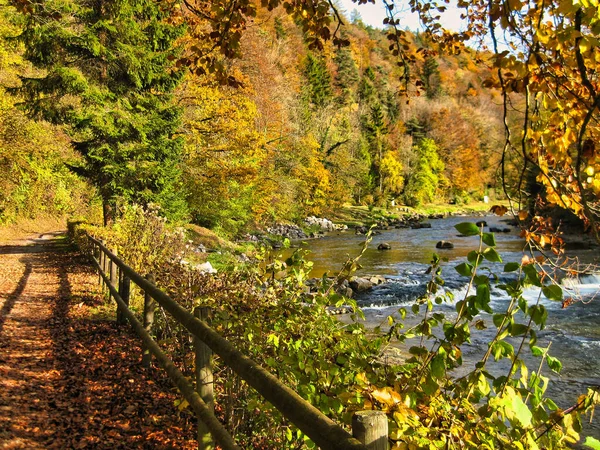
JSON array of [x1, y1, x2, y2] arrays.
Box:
[[421, 56, 441, 99], [333, 45, 359, 105], [13, 0, 186, 224], [363, 103, 388, 194], [383, 90, 400, 123], [303, 53, 333, 109], [405, 117, 427, 144], [358, 67, 376, 105]]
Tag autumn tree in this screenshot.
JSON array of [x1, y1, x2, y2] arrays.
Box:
[[403, 138, 445, 206], [12, 0, 187, 224], [0, 0, 92, 224], [180, 75, 266, 236]]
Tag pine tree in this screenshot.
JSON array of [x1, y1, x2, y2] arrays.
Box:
[[421, 56, 441, 99], [303, 53, 333, 109], [358, 67, 376, 105], [13, 0, 186, 224], [333, 45, 359, 105], [363, 103, 388, 194], [405, 117, 427, 144]]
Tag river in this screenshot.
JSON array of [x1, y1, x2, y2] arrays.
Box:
[[290, 214, 600, 440]]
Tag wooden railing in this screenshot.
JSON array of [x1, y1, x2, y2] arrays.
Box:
[[86, 235, 389, 450]]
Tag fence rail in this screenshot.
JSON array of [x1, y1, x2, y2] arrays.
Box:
[[86, 234, 387, 450]]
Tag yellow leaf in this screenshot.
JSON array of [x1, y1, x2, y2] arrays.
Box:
[[372, 388, 393, 406], [177, 398, 189, 411], [355, 372, 369, 385]]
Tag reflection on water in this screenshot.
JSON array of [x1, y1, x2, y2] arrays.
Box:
[[289, 215, 600, 441]]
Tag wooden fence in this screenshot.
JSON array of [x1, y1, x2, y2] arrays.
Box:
[[86, 235, 389, 450]]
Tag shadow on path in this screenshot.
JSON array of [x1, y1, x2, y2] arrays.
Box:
[[0, 235, 196, 449], [0, 262, 31, 336]]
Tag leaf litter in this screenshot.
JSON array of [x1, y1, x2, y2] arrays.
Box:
[[0, 234, 196, 449]]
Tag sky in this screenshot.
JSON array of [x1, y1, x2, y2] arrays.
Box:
[[336, 0, 466, 33]]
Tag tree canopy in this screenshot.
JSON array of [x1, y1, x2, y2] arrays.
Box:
[[13, 0, 188, 224]]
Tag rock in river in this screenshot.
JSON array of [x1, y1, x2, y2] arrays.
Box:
[[349, 277, 374, 293]]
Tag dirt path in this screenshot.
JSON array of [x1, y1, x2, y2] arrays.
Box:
[[0, 233, 196, 449]]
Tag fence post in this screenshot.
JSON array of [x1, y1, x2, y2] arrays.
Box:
[[352, 411, 388, 450], [100, 240, 107, 291], [109, 248, 118, 296], [194, 306, 214, 450], [117, 273, 131, 325], [96, 242, 102, 286], [142, 274, 155, 368]]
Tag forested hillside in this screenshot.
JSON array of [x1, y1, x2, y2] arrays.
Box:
[[0, 0, 507, 235]]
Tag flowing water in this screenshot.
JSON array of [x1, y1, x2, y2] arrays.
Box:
[[291, 215, 600, 440]]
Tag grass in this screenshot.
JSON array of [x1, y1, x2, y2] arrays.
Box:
[[185, 224, 236, 251], [328, 200, 508, 227]]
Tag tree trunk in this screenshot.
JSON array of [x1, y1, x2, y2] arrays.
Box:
[[103, 200, 115, 226]]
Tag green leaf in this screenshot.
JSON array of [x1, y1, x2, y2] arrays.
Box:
[[422, 375, 439, 396], [530, 345, 544, 357], [584, 437, 600, 450], [467, 250, 481, 265], [431, 353, 446, 379], [545, 398, 559, 411], [530, 305, 548, 328], [482, 232, 496, 246], [508, 391, 533, 427], [455, 222, 481, 236], [493, 314, 505, 328], [523, 264, 541, 287], [504, 262, 520, 272], [542, 284, 563, 301], [476, 284, 493, 313], [483, 247, 502, 262], [509, 323, 529, 336], [409, 346, 428, 356], [474, 275, 490, 285], [491, 341, 514, 360], [455, 262, 473, 277], [546, 355, 563, 373]]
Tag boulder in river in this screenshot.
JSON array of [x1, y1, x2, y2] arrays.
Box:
[[411, 223, 432, 229], [304, 216, 348, 232], [378, 243, 391, 250], [368, 275, 386, 285], [349, 277, 374, 293], [490, 227, 511, 233], [476, 220, 487, 227], [355, 226, 368, 235], [436, 241, 454, 249]]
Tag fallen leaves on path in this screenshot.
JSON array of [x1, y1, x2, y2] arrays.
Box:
[[0, 234, 196, 449]]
